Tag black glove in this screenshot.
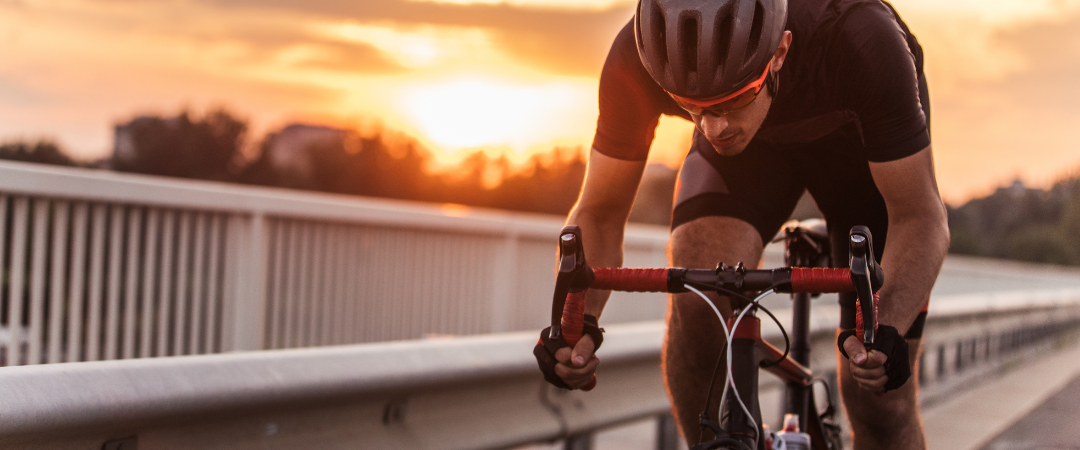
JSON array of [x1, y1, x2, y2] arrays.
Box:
[[838, 325, 911, 392], [533, 314, 604, 390]]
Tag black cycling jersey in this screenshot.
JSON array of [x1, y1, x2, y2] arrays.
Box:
[[591, 0, 932, 336], [592, 0, 929, 163]]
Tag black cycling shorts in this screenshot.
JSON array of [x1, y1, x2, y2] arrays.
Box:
[[671, 122, 927, 338]]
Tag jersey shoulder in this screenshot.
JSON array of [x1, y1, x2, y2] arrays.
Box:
[[592, 21, 686, 161], [768, 0, 929, 160]]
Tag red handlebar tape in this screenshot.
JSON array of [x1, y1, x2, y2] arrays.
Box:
[[855, 292, 882, 345], [590, 267, 670, 292], [790, 268, 853, 293], [558, 291, 597, 390], [561, 267, 668, 347], [561, 291, 587, 346]]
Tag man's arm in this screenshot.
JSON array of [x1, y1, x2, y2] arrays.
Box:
[[870, 145, 949, 332], [551, 148, 647, 389], [844, 145, 949, 391], [567, 148, 648, 316]]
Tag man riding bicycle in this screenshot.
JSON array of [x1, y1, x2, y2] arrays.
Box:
[[533, 0, 949, 448]]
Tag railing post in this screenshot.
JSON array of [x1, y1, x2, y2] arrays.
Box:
[[656, 413, 680, 450], [936, 344, 946, 380], [564, 433, 593, 450], [490, 233, 518, 333], [221, 212, 268, 351]]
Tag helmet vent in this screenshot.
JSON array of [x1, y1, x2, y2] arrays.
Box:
[[746, 0, 765, 65], [679, 14, 699, 74], [651, 2, 668, 66], [714, 6, 734, 72]]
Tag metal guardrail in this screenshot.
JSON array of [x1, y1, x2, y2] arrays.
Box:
[[2, 290, 1079, 449], [0, 322, 669, 450], [917, 288, 1080, 404], [0, 160, 669, 366]]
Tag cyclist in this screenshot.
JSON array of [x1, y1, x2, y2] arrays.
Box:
[[533, 0, 949, 448]]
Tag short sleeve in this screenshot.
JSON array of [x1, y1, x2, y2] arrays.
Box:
[[838, 3, 930, 162], [591, 21, 686, 161]]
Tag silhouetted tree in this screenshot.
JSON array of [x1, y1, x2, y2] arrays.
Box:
[[0, 140, 78, 167], [239, 124, 428, 201], [948, 175, 1080, 265], [241, 124, 591, 217], [112, 109, 247, 181]]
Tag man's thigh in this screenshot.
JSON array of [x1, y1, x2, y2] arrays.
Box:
[[669, 216, 763, 317]]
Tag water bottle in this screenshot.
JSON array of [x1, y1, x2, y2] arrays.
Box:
[[774, 414, 811, 450], [763, 423, 785, 450]]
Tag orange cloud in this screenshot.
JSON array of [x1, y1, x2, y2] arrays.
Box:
[[151, 0, 634, 76], [909, 5, 1080, 201]]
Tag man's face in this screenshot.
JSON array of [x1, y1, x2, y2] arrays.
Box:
[[689, 89, 773, 157], [677, 30, 791, 157]]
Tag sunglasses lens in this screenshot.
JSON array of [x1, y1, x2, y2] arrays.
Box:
[[720, 89, 758, 111], [672, 85, 760, 116]]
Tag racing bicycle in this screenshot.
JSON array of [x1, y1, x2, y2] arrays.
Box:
[[547, 221, 883, 450]]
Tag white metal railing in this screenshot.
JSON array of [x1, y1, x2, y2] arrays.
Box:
[[0, 160, 669, 366], [5, 159, 1080, 371], [0, 322, 671, 450]]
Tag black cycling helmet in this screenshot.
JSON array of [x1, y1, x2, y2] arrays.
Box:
[[634, 0, 788, 99]]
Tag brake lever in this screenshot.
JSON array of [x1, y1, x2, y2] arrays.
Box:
[[848, 226, 884, 347], [550, 225, 594, 342]]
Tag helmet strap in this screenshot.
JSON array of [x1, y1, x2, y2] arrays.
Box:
[[765, 69, 780, 98]]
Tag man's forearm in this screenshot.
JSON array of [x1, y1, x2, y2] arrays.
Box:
[[565, 208, 627, 318], [877, 214, 949, 334], [562, 149, 648, 320]]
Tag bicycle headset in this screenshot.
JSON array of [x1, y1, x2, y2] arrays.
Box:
[[634, 0, 788, 100]]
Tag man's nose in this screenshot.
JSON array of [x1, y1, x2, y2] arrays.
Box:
[[698, 113, 730, 138]]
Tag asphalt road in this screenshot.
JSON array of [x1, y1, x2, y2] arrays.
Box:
[[979, 373, 1080, 450]]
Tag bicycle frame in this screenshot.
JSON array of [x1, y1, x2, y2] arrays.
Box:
[[785, 223, 840, 449], [713, 223, 842, 450]]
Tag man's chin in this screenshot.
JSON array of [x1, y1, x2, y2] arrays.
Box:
[[711, 143, 747, 157]]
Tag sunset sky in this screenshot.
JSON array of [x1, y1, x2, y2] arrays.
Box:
[[2, 0, 1080, 203]]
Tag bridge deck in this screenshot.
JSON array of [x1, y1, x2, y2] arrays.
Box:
[[519, 338, 1080, 450], [979, 372, 1080, 450]]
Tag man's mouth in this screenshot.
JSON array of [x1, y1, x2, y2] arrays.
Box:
[[711, 133, 739, 148]]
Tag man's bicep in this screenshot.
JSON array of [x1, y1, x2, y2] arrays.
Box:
[[570, 148, 648, 225]]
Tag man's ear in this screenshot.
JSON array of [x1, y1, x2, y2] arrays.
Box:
[[772, 31, 793, 71]]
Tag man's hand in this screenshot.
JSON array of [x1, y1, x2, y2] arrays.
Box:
[[842, 334, 890, 392], [838, 325, 912, 393], [534, 314, 604, 390], [554, 334, 600, 390]]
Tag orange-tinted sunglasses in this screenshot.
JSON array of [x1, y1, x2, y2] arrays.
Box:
[[668, 62, 772, 116]]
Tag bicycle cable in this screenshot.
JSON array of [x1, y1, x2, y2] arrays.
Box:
[[810, 377, 837, 416], [685, 284, 729, 445], [724, 290, 775, 450], [686, 285, 775, 450], [686, 279, 791, 364], [694, 281, 790, 362], [756, 298, 790, 368], [684, 280, 757, 306]]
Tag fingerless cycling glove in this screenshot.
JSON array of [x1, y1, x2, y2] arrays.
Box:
[[533, 314, 604, 390], [838, 324, 911, 392]]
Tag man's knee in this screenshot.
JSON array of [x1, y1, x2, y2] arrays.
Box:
[[840, 338, 923, 431], [665, 292, 727, 369], [670, 216, 763, 268]]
